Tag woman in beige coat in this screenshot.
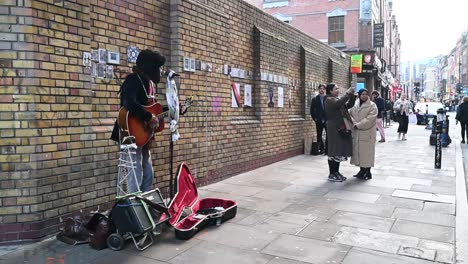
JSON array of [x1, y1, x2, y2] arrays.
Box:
[[349, 89, 378, 180]]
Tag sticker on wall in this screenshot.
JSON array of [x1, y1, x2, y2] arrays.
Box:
[[239, 69, 245, 79], [183, 57, 190, 72], [127, 46, 140, 63], [268, 85, 274, 108], [107, 51, 120, 65], [278, 87, 284, 108], [231, 83, 241, 108], [91, 49, 99, 62], [106, 65, 114, 79], [224, 65, 229, 75], [190, 58, 196, 72], [205, 63, 212, 72], [98, 48, 107, 64], [90, 62, 97, 77], [97, 63, 106, 79], [83, 52, 92, 67], [288, 88, 292, 108], [244, 84, 252, 107]]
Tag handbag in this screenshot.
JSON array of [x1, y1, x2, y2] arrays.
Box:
[[337, 122, 352, 138]]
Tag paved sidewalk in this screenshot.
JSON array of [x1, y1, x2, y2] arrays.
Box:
[[1, 118, 466, 264]]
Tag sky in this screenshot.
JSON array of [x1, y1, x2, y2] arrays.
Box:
[[392, 0, 468, 63]]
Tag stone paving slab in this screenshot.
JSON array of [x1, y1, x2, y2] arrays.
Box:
[[332, 199, 395, 217], [333, 226, 419, 254], [194, 223, 280, 251], [392, 208, 455, 227], [324, 190, 380, 203], [391, 219, 454, 244], [422, 202, 455, 215], [341, 248, 437, 264], [410, 184, 456, 196], [419, 239, 455, 264], [375, 195, 425, 210], [261, 234, 350, 264], [327, 211, 395, 232], [392, 190, 455, 204], [297, 221, 342, 242], [397, 246, 436, 261], [168, 241, 273, 264]]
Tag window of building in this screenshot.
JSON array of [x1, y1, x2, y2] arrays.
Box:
[[263, 0, 289, 8], [328, 16, 344, 45]]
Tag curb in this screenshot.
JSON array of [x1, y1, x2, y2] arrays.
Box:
[[455, 141, 468, 263]]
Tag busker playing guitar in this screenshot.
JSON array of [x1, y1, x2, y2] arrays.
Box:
[[110, 49, 167, 193]]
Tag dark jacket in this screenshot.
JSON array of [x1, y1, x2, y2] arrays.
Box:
[[325, 92, 356, 157], [311, 94, 327, 124], [374, 97, 385, 118], [456, 102, 468, 122], [110, 73, 153, 142]]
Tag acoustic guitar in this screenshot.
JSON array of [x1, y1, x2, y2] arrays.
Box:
[[118, 101, 167, 147], [118, 97, 193, 147]]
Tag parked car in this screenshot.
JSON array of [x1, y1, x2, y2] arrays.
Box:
[[415, 102, 445, 125]]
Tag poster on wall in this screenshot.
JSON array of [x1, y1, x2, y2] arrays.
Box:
[[244, 84, 252, 107], [232, 83, 241, 107], [98, 48, 107, 64], [288, 88, 292, 108], [268, 85, 274, 107], [278, 87, 284, 108]]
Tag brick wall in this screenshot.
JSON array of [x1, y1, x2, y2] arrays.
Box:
[[0, 0, 351, 242]]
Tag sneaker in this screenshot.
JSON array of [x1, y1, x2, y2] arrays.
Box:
[[462, 140, 466, 144], [328, 173, 343, 182], [335, 172, 347, 181], [378, 139, 386, 143]]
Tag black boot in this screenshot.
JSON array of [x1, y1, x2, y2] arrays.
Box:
[[362, 168, 372, 180], [354, 167, 366, 178], [328, 160, 343, 182], [335, 162, 347, 181]]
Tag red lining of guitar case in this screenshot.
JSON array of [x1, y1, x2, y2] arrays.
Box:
[[168, 163, 237, 239]]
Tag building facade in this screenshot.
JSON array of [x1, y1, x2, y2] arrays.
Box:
[[0, 0, 352, 242], [245, 0, 401, 98]]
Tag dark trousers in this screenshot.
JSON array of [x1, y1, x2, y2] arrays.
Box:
[[461, 121, 468, 141], [315, 121, 327, 153], [397, 114, 409, 134]]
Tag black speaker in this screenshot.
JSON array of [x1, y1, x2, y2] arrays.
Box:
[[111, 197, 153, 235]]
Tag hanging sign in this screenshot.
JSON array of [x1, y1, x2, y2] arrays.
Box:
[[350, 54, 363, 73]]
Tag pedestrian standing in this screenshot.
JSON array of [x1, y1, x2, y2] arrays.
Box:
[[311, 84, 327, 154], [456, 96, 468, 143], [349, 89, 378, 180], [371, 91, 385, 142], [393, 94, 412, 141], [324, 84, 356, 182]]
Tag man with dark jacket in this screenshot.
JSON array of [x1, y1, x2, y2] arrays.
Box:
[[111, 49, 166, 193], [311, 84, 328, 154], [456, 96, 468, 143]]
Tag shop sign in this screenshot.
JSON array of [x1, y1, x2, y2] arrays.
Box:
[[350, 54, 363, 73]]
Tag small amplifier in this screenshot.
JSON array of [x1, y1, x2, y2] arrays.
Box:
[[111, 197, 154, 235]]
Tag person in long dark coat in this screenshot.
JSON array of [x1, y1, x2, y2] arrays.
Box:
[[456, 96, 468, 143], [324, 84, 356, 182]]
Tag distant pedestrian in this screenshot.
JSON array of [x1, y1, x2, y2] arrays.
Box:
[[371, 91, 385, 142], [456, 96, 468, 143], [324, 84, 356, 182], [393, 94, 412, 141], [311, 84, 327, 154], [349, 89, 378, 180]]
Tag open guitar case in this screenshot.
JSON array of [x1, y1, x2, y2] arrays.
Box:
[[167, 162, 237, 239]]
